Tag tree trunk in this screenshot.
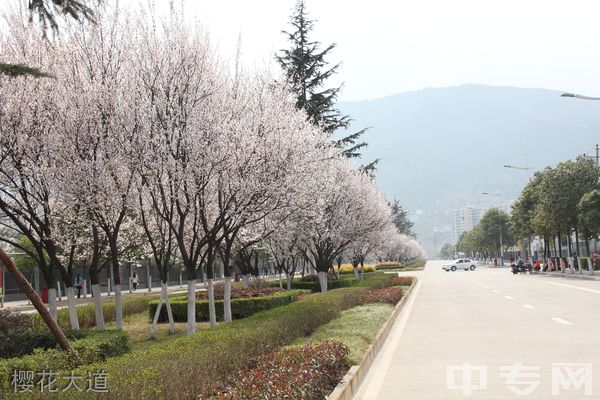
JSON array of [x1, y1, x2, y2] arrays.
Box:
[[109, 238, 123, 330], [242, 274, 249, 289], [207, 278, 216, 327], [48, 288, 58, 321], [286, 273, 292, 290], [114, 284, 123, 330], [65, 286, 80, 330], [318, 271, 328, 293], [91, 284, 105, 331], [223, 277, 232, 323], [150, 283, 164, 338], [186, 279, 196, 335], [0, 248, 80, 362], [353, 266, 359, 279], [360, 260, 365, 280], [151, 282, 175, 337]]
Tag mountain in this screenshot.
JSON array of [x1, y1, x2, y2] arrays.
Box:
[[339, 84, 600, 256]]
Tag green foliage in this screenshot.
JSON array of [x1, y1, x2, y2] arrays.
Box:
[[390, 199, 415, 237], [12, 236, 48, 271], [0, 330, 129, 392], [17, 287, 367, 399], [28, 0, 98, 32], [149, 290, 306, 323], [0, 310, 33, 358], [0, 64, 52, 78], [205, 341, 349, 400], [275, 0, 369, 160], [457, 208, 512, 255], [30, 294, 159, 332], [578, 189, 600, 239], [2, 329, 91, 359], [294, 304, 393, 365], [438, 243, 456, 259]]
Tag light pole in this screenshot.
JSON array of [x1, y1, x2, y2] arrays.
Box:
[[504, 154, 533, 171], [482, 192, 504, 265]]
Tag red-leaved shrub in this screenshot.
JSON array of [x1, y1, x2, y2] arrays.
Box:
[[360, 287, 403, 305], [204, 340, 349, 400], [388, 276, 413, 287]]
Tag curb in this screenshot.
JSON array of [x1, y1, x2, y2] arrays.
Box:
[[327, 277, 418, 400]]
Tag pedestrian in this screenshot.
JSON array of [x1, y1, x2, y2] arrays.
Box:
[[75, 274, 83, 299], [132, 272, 139, 291]]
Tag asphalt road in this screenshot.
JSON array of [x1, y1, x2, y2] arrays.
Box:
[[355, 260, 600, 399]]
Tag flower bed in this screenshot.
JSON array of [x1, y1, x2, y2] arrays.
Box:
[[360, 287, 404, 305], [204, 341, 349, 400]]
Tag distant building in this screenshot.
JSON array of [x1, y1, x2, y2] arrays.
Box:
[[452, 207, 483, 244]]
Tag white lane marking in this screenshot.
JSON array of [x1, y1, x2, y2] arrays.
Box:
[[541, 280, 600, 294], [523, 304, 535, 309], [493, 290, 500, 293], [504, 295, 515, 300], [552, 317, 572, 325], [359, 279, 421, 399]]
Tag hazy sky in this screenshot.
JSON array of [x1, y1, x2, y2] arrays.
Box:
[[166, 0, 600, 101]]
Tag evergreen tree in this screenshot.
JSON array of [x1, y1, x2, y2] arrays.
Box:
[[276, 0, 375, 172], [390, 199, 414, 237]]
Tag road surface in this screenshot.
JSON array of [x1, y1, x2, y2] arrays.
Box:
[[355, 260, 600, 399]]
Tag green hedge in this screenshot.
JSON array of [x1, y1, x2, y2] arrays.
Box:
[[148, 290, 306, 323], [3, 287, 365, 400], [0, 330, 130, 393], [4, 329, 96, 358], [30, 294, 163, 332]]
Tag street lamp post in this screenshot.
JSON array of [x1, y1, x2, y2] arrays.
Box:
[[482, 192, 504, 265]]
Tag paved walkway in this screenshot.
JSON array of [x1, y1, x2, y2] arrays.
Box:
[[355, 260, 600, 399]]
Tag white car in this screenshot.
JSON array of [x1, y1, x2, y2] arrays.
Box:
[[443, 258, 477, 271]]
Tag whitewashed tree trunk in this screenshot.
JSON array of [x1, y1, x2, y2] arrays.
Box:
[[92, 284, 105, 331], [223, 278, 232, 323], [286, 273, 292, 290], [278, 272, 282, 289], [318, 271, 328, 293], [150, 283, 164, 338], [208, 278, 216, 327], [187, 279, 196, 335], [65, 286, 80, 330], [164, 286, 175, 334], [47, 288, 57, 321], [114, 284, 123, 330], [353, 266, 359, 279], [56, 282, 62, 301], [241, 274, 249, 289]]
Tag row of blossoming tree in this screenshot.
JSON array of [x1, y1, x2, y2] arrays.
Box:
[[0, 6, 425, 336]]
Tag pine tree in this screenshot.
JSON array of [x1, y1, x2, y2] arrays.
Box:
[[390, 199, 415, 237], [276, 0, 375, 171]]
